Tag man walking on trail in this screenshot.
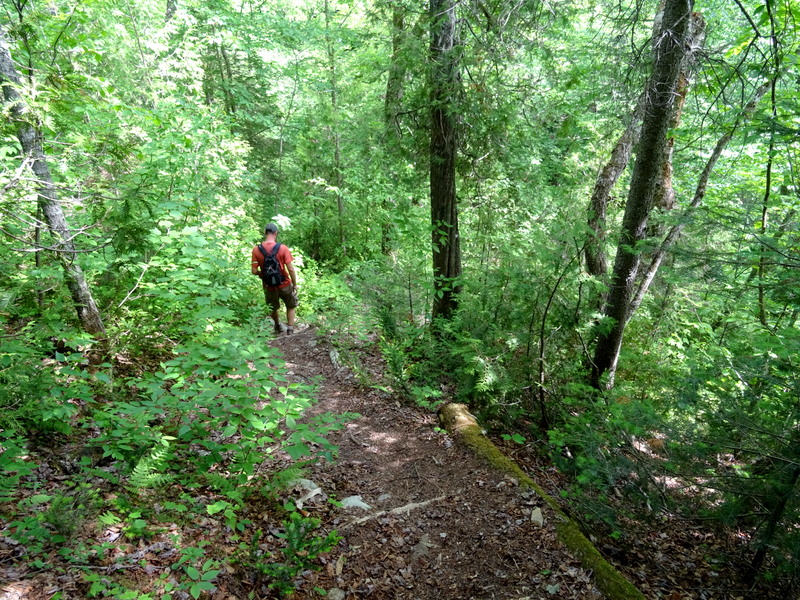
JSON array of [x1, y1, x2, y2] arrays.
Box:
[[252, 223, 298, 335]]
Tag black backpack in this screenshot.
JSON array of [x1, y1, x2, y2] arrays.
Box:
[[257, 243, 286, 287]]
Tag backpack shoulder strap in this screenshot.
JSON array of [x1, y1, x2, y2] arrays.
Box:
[[257, 243, 267, 258], [269, 243, 281, 257]]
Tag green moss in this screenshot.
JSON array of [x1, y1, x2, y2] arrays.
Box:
[[440, 404, 646, 600]]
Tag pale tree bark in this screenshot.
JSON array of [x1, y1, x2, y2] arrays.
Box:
[[382, 1, 407, 254], [324, 0, 346, 256], [590, 0, 691, 390], [0, 25, 105, 336], [430, 0, 461, 321], [584, 97, 644, 279]]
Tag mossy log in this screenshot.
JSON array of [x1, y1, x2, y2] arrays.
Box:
[[438, 403, 646, 600]]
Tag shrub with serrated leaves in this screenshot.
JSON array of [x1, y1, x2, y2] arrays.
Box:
[[86, 326, 350, 492]]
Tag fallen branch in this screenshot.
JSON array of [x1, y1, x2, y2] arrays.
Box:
[[344, 494, 451, 528]]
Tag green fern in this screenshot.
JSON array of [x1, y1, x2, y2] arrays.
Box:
[[261, 466, 306, 496], [204, 472, 235, 493], [127, 445, 173, 490], [98, 511, 122, 527]]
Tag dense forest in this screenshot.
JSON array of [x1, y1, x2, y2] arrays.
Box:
[[1, 0, 799, 597]]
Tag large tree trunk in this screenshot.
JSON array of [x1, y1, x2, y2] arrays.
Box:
[[584, 7, 668, 281], [650, 12, 705, 221], [590, 0, 691, 390], [429, 0, 461, 321], [628, 83, 769, 320], [584, 99, 644, 279], [0, 25, 105, 336], [382, 2, 407, 255], [166, 0, 177, 23]]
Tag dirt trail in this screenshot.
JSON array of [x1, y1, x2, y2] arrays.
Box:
[[272, 327, 602, 599]]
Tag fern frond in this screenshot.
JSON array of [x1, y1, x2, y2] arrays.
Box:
[[262, 466, 307, 496], [98, 511, 122, 526], [128, 445, 173, 491], [205, 472, 235, 493]]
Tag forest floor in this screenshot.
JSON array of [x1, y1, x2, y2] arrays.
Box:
[[0, 326, 787, 600], [260, 327, 782, 600]]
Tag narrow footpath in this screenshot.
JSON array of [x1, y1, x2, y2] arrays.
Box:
[[271, 327, 603, 600]]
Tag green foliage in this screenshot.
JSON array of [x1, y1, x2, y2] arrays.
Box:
[[1, 0, 799, 592], [249, 512, 341, 596], [165, 545, 221, 599], [128, 444, 174, 491], [0, 432, 35, 501]]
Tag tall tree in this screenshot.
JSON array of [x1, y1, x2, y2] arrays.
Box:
[[429, 0, 461, 320], [0, 24, 105, 336], [590, 0, 692, 390], [324, 0, 346, 256], [381, 1, 408, 254]]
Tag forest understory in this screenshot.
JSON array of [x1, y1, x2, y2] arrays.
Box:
[[0, 326, 787, 600], [1, 0, 799, 597]]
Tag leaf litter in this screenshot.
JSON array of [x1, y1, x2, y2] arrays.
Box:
[[0, 326, 785, 599]]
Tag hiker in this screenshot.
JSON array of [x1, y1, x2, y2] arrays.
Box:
[[251, 223, 299, 335]]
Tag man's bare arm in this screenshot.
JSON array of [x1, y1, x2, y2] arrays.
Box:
[[286, 262, 298, 288]]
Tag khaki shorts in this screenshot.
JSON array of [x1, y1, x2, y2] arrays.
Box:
[[265, 285, 298, 311]]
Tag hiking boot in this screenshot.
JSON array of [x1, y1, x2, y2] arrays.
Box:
[[274, 322, 285, 334], [286, 326, 294, 336]]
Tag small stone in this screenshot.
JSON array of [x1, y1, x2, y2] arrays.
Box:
[[531, 507, 544, 527], [340, 495, 371, 510], [327, 589, 346, 600]]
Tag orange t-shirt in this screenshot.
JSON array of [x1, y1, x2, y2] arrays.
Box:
[[251, 242, 293, 288]]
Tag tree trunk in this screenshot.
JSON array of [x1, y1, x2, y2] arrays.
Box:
[[628, 83, 769, 320], [651, 13, 705, 219], [382, 2, 407, 255], [746, 454, 800, 583], [429, 0, 461, 321], [756, 3, 781, 331], [590, 0, 691, 390], [216, 38, 236, 115], [166, 0, 177, 23], [324, 0, 346, 257], [0, 25, 105, 336], [584, 97, 644, 279], [584, 7, 669, 281]]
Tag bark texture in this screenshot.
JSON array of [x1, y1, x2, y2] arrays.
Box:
[[584, 7, 668, 280], [0, 25, 105, 336], [584, 98, 644, 279], [429, 0, 462, 321], [628, 83, 769, 320], [590, 0, 691, 390]]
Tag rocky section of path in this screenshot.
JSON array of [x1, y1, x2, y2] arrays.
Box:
[[272, 327, 604, 599]]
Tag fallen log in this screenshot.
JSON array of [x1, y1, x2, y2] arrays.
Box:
[[438, 403, 645, 600]]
